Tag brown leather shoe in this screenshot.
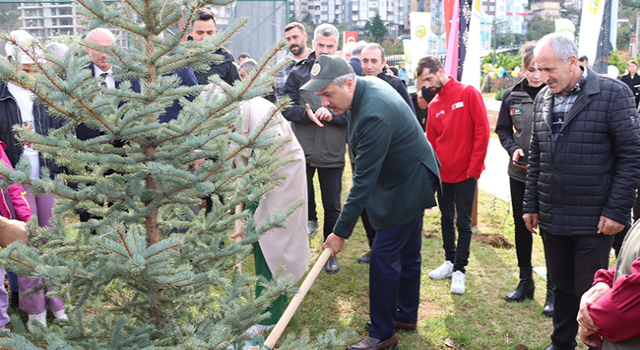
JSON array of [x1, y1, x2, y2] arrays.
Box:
[[364, 321, 417, 333], [395, 321, 417, 332], [346, 335, 398, 350]]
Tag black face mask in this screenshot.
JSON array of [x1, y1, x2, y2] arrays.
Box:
[[421, 85, 436, 103]]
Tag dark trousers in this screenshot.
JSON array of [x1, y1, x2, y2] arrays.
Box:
[[612, 223, 630, 258], [349, 162, 376, 248], [437, 179, 477, 273], [634, 184, 640, 222], [510, 178, 533, 268], [369, 213, 423, 340], [306, 164, 343, 241], [7, 271, 18, 293], [362, 208, 376, 248], [542, 231, 613, 350]]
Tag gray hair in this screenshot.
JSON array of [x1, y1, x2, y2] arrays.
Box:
[[535, 33, 577, 64], [363, 43, 386, 61], [343, 42, 355, 55], [351, 41, 368, 57], [314, 23, 339, 43], [45, 42, 68, 59], [239, 58, 258, 74], [331, 72, 356, 87]]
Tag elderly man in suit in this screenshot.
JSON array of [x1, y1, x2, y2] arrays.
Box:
[[303, 55, 440, 350]]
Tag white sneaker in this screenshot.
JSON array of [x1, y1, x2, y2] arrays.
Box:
[[52, 309, 68, 321], [246, 324, 275, 336], [450, 271, 466, 294], [27, 311, 47, 332], [428, 261, 454, 280]]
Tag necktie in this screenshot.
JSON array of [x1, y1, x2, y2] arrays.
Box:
[[100, 72, 108, 87]]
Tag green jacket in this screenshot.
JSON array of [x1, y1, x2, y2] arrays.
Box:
[[334, 77, 441, 238]]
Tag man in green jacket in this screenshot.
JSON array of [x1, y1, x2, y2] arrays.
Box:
[[302, 55, 440, 350]]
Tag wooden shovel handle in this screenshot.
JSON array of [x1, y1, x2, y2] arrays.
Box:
[[263, 248, 333, 349]]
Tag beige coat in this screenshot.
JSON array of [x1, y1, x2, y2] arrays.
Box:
[[237, 97, 310, 284]]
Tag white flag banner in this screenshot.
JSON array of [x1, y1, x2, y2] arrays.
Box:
[[578, 0, 606, 64], [410, 12, 431, 59], [460, 0, 482, 90], [555, 18, 576, 41]]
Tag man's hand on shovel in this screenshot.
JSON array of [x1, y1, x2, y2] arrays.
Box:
[[322, 233, 345, 257]]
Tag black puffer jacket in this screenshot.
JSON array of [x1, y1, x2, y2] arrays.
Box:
[[281, 51, 347, 168], [523, 67, 640, 235], [0, 82, 64, 177], [376, 67, 416, 116], [194, 47, 240, 86]]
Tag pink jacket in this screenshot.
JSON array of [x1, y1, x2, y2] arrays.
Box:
[[0, 141, 31, 222]]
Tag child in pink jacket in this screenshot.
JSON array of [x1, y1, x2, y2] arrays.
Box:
[[0, 140, 32, 332]]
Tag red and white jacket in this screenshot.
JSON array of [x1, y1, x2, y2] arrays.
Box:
[[426, 77, 490, 183]]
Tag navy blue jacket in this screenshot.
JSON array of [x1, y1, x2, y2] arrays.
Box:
[[349, 57, 364, 76], [159, 67, 198, 123], [76, 62, 141, 141]]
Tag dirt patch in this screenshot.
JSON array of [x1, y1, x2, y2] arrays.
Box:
[[423, 229, 441, 239], [473, 233, 513, 249], [516, 344, 529, 350]]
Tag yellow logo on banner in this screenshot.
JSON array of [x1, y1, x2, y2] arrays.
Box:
[[416, 25, 427, 39], [588, 0, 601, 14]]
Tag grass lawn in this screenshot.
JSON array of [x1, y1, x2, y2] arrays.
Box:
[[1, 157, 603, 349], [280, 160, 597, 350]]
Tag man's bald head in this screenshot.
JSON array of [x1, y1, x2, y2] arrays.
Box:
[[85, 28, 115, 71]]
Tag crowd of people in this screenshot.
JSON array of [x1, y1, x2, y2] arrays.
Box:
[[0, 9, 639, 350]]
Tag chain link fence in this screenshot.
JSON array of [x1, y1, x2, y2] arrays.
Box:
[[0, 0, 287, 61]]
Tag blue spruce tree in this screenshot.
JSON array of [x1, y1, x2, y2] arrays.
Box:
[[0, 0, 349, 348]]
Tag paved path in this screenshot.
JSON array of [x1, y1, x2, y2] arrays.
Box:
[[479, 138, 511, 202], [479, 97, 511, 203]]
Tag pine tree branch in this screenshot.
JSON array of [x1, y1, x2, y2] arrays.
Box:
[[144, 243, 180, 261], [119, 0, 144, 19], [9, 255, 35, 269], [158, 18, 248, 75], [94, 241, 130, 259], [5, 38, 108, 130]]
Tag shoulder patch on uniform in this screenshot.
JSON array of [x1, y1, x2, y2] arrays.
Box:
[[311, 63, 321, 76]]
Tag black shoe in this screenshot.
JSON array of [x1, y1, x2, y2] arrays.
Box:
[[542, 281, 555, 318], [346, 335, 398, 350], [357, 251, 371, 264], [365, 321, 417, 333], [325, 257, 339, 274], [505, 267, 535, 302], [543, 345, 558, 350]]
